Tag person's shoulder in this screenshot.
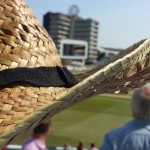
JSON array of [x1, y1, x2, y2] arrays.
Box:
[[101, 120, 150, 149], [106, 119, 150, 140], [22, 137, 37, 150], [101, 122, 133, 150], [22, 143, 37, 150], [106, 120, 135, 139]]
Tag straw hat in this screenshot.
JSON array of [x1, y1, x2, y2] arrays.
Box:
[[0, 0, 150, 147]]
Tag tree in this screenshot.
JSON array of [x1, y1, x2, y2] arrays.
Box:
[[97, 51, 105, 61]]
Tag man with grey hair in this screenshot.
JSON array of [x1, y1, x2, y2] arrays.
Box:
[[100, 84, 150, 150]]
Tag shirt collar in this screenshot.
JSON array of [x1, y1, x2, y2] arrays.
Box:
[[134, 118, 150, 125]]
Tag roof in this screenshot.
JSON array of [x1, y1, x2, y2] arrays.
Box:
[[101, 47, 124, 52]]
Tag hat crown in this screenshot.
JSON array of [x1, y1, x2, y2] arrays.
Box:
[[0, 0, 62, 70]]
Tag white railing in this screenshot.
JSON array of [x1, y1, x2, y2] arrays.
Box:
[[7, 145, 88, 150]]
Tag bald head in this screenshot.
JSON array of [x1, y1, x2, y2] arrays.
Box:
[[132, 84, 150, 119]]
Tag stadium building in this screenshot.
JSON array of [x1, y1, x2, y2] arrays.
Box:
[[99, 47, 124, 63], [43, 11, 99, 64]]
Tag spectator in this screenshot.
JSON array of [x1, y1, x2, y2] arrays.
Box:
[[22, 120, 51, 150], [77, 141, 84, 150], [64, 143, 71, 150], [1, 146, 7, 150], [89, 143, 98, 150], [100, 84, 150, 150]]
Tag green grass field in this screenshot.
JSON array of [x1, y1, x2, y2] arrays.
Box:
[[13, 95, 132, 148]]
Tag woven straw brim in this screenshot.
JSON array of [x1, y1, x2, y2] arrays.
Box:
[[0, 39, 150, 147], [75, 39, 150, 93]]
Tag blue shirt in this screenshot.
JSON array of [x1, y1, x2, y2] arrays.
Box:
[[100, 119, 150, 150]]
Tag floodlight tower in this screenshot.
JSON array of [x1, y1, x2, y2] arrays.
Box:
[[69, 5, 80, 39]]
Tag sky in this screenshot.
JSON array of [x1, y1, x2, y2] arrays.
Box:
[[25, 0, 150, 49]]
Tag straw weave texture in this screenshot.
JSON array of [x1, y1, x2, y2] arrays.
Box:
[[0, 0, 62, 69], [0, 0, 149, 148], [0, 39, 149, 147], [0, 0, 66, 147]]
